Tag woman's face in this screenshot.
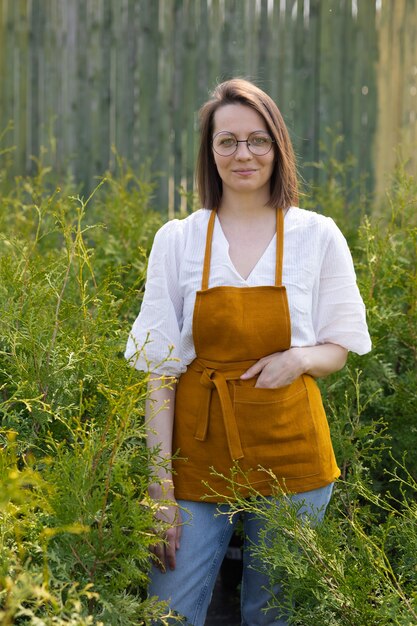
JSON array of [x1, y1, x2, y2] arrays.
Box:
[[212, 103, 275, 201]]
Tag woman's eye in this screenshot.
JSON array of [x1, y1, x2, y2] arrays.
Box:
[[220, 137, 235, 147], [251, 136, 268, 146]]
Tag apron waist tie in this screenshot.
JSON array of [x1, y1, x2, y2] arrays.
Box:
[[193, 365, 247, 461]]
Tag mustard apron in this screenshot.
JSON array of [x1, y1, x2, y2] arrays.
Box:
[[173, 208, 340, 501]]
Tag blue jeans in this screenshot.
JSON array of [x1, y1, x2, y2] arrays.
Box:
[[149, 483, 334, 626]]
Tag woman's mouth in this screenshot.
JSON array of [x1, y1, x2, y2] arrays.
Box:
[[233, 169, 257, 176]]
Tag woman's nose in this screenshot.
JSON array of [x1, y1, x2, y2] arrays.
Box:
[[234, 141, 252, 159]]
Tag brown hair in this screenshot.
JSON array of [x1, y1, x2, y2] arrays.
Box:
[[196, 78, 299, 210]]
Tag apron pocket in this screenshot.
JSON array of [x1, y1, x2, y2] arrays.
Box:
[[233, 375, 321, 479]]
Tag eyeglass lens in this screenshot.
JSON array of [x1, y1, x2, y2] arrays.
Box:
[[212, 131, 273, 156]]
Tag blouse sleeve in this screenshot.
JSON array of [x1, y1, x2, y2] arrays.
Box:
[[312, 218, 372, 355], [124, 220, 185, 377]]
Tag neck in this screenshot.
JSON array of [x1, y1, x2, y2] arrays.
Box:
[[218, 189, 274, 220]]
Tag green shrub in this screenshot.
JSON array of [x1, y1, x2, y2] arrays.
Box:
[[0, 160, 176, 624], [319, 165, 417, 493], [221, 466, 417, 626], [1, 130, 416, 623], [219, 166, 417, 624]]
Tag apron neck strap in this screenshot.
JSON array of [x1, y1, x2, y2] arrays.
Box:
[[201, 210, 217, 290], [201, 207, 285, 290], [275, 206, 284, 286]]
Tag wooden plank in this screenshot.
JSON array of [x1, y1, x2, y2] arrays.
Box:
[[258, 0, 269, 86], [374, 0, 416, 201], [308, 0, 322, 188], [126, 0, 139, 168], [138, 0, 160, 173], [73, 0, 91, 189], [246, 0, 258, 80], [88, 0, 102, 175], [154, 0, 173, 213], [0, 2, 5, 140], [340, 0, 355, 165], [281, 0, 297, 128], [112, 0, 123, 172], [98, 0, 112, 175], [183, 0, 197, 213], [374, 0, 396, 200], [36, 0, 49, 172], [196, 0, 209, 100], [401, 0, 417, 182], [1, 0, 16, 159], [172, 0, 185, 214], [27, 0, 46, 173], [61, 0, 78, 182], [296, 0, 318, 176], [350, 0, 366, 191], [233, 0, 246, 77], [315, 0, 333, 188], [42, 0, 59, 173], [290, 0, 311, 174], [329, 0, 344, 149], [114, 0, 127, 165], [222, 0, 245, 79], [208, 0, 222, 87], [53, 0, 66, 175], [268, 0, 282, 105], [113, 0, 140, 174], [16, 0, 29, 173], [356, 0, 377, 196]]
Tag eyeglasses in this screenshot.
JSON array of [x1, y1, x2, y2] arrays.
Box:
[[212, 131, 275, 156]]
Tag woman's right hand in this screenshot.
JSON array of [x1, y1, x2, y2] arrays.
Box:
[[149, 487, 182, 572], [145, 375, 180, 571]]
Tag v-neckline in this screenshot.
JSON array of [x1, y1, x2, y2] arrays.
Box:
[[214, 214, 277, 282]]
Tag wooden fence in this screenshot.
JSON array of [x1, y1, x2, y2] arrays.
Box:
[[0, 0, 416, 214]]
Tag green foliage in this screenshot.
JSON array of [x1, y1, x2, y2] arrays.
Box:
[[0, 158, 174, 624], [1, 130, 416, 623], [220, 163, 417, 624], [321, 163, 417, 491], [301, 127, 372, 239], [221, 468, 417, 625]]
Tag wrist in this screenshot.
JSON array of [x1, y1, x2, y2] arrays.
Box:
[[148, 478, 175, 500], [295, 347, 312, 376]]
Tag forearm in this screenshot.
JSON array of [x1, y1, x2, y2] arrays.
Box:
[[145, 373, 177, 498], [296, 343, 348, 378], [145, 374, 181, 571]]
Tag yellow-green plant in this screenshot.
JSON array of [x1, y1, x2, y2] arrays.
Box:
[[219, 464, 417, 626], [0, 160, 175, 624], [214, 168, 417, 624]]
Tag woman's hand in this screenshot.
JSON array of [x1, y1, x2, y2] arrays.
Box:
[[240, 344, 348, 388], [146, 375, 180, 571], [149, 488, 182, 572], [241, 347, 306, 388]]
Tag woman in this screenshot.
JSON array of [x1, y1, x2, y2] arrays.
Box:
[[126, 79, 371, 625]]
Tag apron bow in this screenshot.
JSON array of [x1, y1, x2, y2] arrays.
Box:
[[194, 367, 244, 461]]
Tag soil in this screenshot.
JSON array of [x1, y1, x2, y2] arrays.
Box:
[[205, 574, 241, 625]]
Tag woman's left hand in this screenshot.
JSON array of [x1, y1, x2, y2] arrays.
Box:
[[240, 348, 306, 388], [240, 344, 348, 388]]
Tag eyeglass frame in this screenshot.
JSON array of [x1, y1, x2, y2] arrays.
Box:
[[212, 130, 276, 156]]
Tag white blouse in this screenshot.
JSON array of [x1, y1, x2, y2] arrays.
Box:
[[125, 207, 372, 377]]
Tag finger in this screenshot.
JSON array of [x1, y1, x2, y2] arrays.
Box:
[[175, 521, 182, 550], [254, 363, 281, 388], [151, 542, 167, 573], [249, 372, 275, 387], [255, 374, 274, 388], [255, 369, 294, 389], [165, 530, 178, 570], [240, 359, 265, 379]]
